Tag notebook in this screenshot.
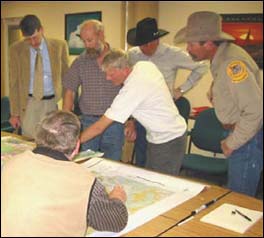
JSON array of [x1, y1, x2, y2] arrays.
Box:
[[200, 203, 263, 233]]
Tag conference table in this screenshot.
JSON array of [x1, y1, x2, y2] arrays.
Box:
[[124, 185, 263, 237], [1, 132, 263, 237]]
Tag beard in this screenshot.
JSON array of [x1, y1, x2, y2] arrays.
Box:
[[86, 41, 104, 58], [86, 48, 100, 58]]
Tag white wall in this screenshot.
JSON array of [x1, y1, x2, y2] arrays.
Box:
[[2, 1, 262, 109], [1, 1, 123, 64]]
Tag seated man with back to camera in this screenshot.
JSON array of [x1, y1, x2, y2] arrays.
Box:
[[1, 110, 128, 237]]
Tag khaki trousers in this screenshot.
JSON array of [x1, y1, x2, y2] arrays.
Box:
[[22, 97, 57, 139]]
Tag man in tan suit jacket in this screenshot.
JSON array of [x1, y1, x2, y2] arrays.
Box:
[[9, 15, 69, 138]]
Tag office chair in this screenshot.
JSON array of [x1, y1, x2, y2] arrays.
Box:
[[181, 108, 229, 185], [1, 96, 15, 133], [174, 96, 191, 124]]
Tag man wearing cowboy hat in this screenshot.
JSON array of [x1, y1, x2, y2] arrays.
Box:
[[174, 11, 263, 197], [126, 17, 208, 167]]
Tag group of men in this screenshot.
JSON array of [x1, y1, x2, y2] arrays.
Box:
[[2, 11, 263, 236]]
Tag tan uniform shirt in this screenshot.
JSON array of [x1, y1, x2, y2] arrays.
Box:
[[210, 42, 263, 150]]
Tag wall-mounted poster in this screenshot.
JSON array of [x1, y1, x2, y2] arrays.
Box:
[[221, 14, 263, 69], [65, 11, 102, 55]]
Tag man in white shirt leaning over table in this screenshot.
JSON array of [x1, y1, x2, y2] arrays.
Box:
[[80, 49, 187, 176]]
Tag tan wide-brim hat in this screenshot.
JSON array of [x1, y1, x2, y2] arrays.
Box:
[[174, 11, 235, 44]]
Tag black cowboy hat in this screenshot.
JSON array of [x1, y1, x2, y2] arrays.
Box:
[[127, 17, 169, 46]]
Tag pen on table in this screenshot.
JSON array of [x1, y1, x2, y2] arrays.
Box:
[[155, 190, 232, 237], [234, 209, 252, 222]]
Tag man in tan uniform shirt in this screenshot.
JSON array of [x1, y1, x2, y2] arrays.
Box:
[[174, 11, 263, 196]]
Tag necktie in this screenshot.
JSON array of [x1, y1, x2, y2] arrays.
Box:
[[33, 48, 43, 100]]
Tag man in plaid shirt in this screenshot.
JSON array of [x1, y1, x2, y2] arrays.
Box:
[[63, 20, 124, 161]]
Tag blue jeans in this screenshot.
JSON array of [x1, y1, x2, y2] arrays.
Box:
[[228, 127, 263, 197], [134, 121, 147, 167], [81, 115, 124, 161]]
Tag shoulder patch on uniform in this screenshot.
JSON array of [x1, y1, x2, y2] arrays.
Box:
[[226, 61, 248, 83]]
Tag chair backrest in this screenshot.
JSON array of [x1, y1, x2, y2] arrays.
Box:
[[174, 96, 191, 124], [1, 96, 15, 133], [191, 108, 228, 153], [1, 96, 11, 121]]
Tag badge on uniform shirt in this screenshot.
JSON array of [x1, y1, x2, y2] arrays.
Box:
[[226, 61, 248, 83]]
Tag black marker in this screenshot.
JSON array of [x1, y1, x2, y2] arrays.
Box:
[[234, 209, 252, 222], [176, 190, 233, 226], [156, 190, 232, 236]]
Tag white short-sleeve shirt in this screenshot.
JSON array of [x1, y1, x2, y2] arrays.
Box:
[[105, 61, 187, 144]]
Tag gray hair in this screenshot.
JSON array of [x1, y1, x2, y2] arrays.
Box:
[[35, 110, 80, 157], [102, 48, 131, 71], [80, 19, 104, 34]]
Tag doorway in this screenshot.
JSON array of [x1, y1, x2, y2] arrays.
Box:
[[1, 17, 22, 97]]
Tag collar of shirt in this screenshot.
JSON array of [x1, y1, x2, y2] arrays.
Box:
[[153, 43, 167, 57], [136, 43, 166, 60], [211, 42, 228, 70], [33, 146, 70, 162], [30, 37, 44, 53]]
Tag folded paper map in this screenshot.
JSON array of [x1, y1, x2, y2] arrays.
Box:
[[73, 149, 104, 163]]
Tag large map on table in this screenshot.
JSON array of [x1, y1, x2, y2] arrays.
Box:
[[83, 158, 206, 237], [1, 136, 206, 237]]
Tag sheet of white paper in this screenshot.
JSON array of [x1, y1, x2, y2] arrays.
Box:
[[82, 158, 206, 237], [201, 203, 263, 233]]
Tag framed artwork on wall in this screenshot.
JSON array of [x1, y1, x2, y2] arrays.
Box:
[[65, 11, 102, 55], [221, 14, 263, 69]]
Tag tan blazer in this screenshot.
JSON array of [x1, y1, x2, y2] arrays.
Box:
[[9, 38, 69, 119]]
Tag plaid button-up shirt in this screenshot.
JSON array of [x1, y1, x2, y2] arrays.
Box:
[[63, 49, 121, 115]]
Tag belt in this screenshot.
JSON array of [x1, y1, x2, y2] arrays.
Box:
[[222, 123, 235, 130], [83, 114, 102, 118], [28, 94, 55, 100]]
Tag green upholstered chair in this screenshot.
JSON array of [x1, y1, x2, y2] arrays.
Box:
[[181, 108, 229, 185], [1, 96, 15, 133], [174, 96, 191, 124]]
